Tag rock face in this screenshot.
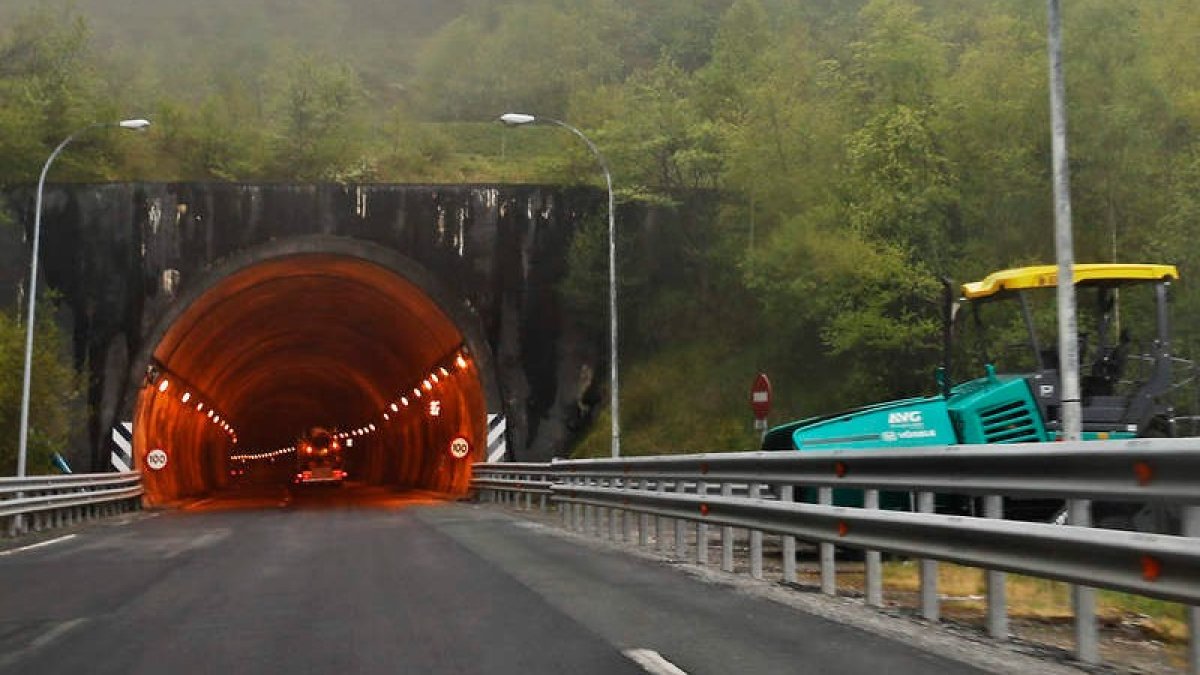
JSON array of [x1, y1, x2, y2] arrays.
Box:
[[1, 183, 612, 471]]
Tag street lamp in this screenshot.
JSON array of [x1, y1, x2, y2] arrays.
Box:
[[499, 112, 620, 458], [15, 118, 151, 478]]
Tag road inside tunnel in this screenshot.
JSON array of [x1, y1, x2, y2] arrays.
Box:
[[133, 253, 487, 505]]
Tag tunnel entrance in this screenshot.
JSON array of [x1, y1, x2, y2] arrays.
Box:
[[133, 250, 488, 505]]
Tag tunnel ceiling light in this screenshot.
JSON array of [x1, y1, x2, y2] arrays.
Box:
[[439, 367, 450, 377], [431, 373, 440, 384], [196, 402, 204, 411], [422, 380, 432, 391], [401, 397, 409, 406], [158, 379, 170, 393], [369, 424, 376, 431], [413, 388, 422, 398], [383, 413, 390, 421], [182, 392, 191, 403], [456, 355, 468, 370], [390, 403, 399, 412], [207, 409, 214, 418]]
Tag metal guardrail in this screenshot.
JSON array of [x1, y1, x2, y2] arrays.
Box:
[[472, 439, 1200, 673], [1, 472, 144, 537]]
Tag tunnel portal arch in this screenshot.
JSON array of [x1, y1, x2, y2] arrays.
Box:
[[130, 236, 498, 504]]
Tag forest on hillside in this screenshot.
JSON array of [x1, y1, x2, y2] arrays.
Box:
[[2, 0, 1200, 463]]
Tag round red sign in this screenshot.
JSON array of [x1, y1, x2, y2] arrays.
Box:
[[750, 373, 772, 420]]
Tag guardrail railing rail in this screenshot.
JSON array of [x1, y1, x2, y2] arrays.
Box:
[[472, 439, 1200, 674], [2, 472, 144, 537]]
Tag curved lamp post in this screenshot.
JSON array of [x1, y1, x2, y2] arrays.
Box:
[[499, 113, 620, 458], [15, 118, 151, 478]]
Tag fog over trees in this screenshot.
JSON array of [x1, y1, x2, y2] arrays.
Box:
[[2, 0, 1199, 457]]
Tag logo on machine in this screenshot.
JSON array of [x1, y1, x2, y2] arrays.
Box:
[[883, 409, 937, 441], [887, 410, 923, 425]]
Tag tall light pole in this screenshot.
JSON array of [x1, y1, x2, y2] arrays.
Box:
[[15, 118, 151, 478], [1046, 1, 1096, 665], [499, 113, 620, 458]]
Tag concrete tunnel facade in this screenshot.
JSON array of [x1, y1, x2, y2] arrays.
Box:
[[0, 183, 636, 499]]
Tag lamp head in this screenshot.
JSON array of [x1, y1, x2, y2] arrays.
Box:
[[498, 113, 537, 126], [118, 119, 152, 130]]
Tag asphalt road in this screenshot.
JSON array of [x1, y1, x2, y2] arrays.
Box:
[[0, 485, 983, 674]]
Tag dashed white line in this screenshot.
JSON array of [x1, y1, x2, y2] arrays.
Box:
[[623, 648, 688, 675], [0, 534, 77, 557], [0, 618, 89, 670]]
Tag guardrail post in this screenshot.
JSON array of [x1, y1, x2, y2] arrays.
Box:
[[658, 480, 670, 553], [1069, 499, 1098, 664], [721, 482, 734, 572], [749, 482, 763, 580], [918, 491, 938, 620], [985, 495, 1008, 639], [675, 479, 687, 558], [588, 478, 600, 537], [697, 481, 709, 565], [524, 475, 533, 510], [1183, 505, 1199, 675], [596, 478, 607, 539], [638, 479, 650, 547], [864, 489, 882, 607], [610, 479, 621, 542], [560, 479, 570, 528], [621, 477, 632, 543], [539, 473, 548, 512], [819, 486, 836, 596], [780, 484, 796, 583], [574, 476, 585, 532]]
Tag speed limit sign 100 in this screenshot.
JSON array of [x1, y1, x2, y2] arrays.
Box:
[[146, 448, 169, 470], [448, 436, 471, 459]]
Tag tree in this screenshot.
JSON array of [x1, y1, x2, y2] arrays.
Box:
[[0, 296, 86, 475]]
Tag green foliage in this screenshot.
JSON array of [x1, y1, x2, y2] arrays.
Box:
[[0, 298, 86, 475], [4, 0, 1200, 454]]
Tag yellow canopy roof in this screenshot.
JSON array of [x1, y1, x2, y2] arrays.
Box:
[[962, 263, 1179, 300]]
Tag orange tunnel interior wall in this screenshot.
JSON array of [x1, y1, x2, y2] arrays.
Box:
[[133, 254, 486, 504]]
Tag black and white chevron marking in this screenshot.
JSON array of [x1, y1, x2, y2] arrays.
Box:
[[110, 421, 134, 473], [487, 413, 507, 462]]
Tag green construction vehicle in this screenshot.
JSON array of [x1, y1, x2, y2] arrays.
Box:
[[763, 263, 1190, 529]]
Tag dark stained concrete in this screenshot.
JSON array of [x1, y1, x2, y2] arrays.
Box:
[[0, 183, 614, 493]]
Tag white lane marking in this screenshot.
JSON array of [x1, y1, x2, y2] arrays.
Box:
[[623, 648, 688, 675], [0, 618, 89, 670], [0, 534, 77, 557]]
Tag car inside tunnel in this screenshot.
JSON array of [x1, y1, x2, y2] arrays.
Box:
[[133, 253, 487, 506]]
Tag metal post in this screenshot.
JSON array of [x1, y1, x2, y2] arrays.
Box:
[[638, 479, 649, 547], [1047, 0, 1081, 443], [658, 480, 670, 553], [675, 480, 687, 558], [918, 491, 939, 621], [985, 495, 1008, 639], [721, 482, 734, 572], [621, 477, 631, 542], [749, 482, 763, 579], [1184, 506, 1200, 675], [864, 489, 882, 607], [1070, 498, 1098, 663], [697, 481, 709, 565], [781, 485, 796, 584], [819, 486, 836, 596]]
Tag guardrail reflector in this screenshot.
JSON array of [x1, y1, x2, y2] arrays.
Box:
[[700, 503, 710, 516], [1141, 555, 1161, 582], [1134, 461, 1153, 486], [835, 461, 847, 478], [838, 522, 849, 537]]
